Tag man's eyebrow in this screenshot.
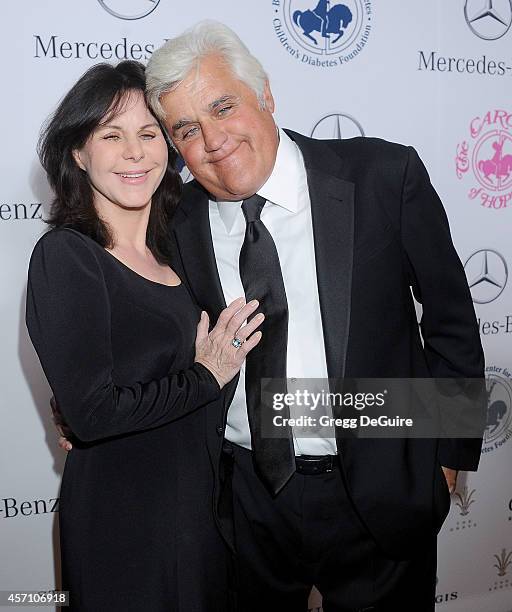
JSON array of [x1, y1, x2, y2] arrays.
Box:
[[171, 96, 238, 132], [207, 95, 237, 112], [171, 118, 194, 132]]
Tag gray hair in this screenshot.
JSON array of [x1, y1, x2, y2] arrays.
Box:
[[146, 20, 269, 120]]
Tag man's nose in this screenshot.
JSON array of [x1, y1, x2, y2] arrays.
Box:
[[202, 122, 227, 153]]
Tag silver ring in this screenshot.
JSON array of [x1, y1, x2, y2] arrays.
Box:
[[231, 337, 243, 349]]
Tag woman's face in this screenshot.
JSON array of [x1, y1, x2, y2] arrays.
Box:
[[73, 91, 168, 212]]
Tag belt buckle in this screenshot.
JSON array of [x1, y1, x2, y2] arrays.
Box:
[[296, 454, 335, 475]]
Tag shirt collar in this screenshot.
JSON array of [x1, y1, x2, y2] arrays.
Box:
[[213, 128, 305, 233], [258, 128, 303, 214]]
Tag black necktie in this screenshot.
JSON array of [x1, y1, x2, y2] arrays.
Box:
[[239, 194, 295, 495]]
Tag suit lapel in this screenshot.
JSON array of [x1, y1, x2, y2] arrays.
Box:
[[172, 182, 239, 422], [173, 131, 355, 383], [172, 181, 226, 322], [285, 130, 355, 382]]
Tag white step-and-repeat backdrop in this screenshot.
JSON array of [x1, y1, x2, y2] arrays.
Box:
[[1, 1, 511, 611]]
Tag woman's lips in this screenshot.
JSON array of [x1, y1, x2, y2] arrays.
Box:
[[116, 170, 150, 185]]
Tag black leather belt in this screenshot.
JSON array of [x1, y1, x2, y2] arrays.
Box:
[[295, 454, 338, 475]]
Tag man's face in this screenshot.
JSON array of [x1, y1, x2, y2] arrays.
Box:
[[160, 54, 279, 201]]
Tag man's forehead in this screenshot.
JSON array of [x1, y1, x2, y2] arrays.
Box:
[[181, 67, 239, 98], [183, 53, 244, 89]]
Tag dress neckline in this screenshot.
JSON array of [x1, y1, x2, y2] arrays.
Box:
[[102, 249, 183, 288]]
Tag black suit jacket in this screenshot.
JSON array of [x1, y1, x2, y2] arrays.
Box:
[[170, 130, 485, 557]]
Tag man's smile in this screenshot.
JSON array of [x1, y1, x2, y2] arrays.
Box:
[[208, 142, 244, 164]]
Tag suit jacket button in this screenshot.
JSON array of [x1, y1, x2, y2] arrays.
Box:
[[216, 425, 224, 436]]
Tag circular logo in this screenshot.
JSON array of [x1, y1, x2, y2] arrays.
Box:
[[455, 109, 512, 210], [311, 113, 365, 139], [464, 0, 512, 40], [484, 370, 512, 450], [98, 0, 160, 20], [272, 1, 372, 67], [473, 131, 512, 192], [287, 0, 362, 55], [464, 249, 508, 303]]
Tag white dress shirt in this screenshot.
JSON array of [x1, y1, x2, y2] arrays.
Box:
[[209, 128, 337, 455]]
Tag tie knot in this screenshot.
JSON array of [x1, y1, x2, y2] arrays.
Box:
[[242, 194, 266, 223]]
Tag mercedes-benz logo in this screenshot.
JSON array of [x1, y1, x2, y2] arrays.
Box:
[[310, 113, 365, 139], [98, 0, 160, 20], [464, 249, 508, 304], [464, 0, 512, 40]]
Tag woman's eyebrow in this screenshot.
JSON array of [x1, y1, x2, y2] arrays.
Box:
[[98, 122, 160, 131]]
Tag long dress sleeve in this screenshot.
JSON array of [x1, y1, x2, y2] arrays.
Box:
[[26, 229, 220, 443]]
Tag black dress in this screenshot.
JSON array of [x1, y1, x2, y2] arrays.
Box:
[[26, 228, 230, 612]]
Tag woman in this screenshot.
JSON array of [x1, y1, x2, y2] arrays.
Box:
[[26, 61, 263, 611]]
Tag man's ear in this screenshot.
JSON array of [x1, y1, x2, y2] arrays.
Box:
[[262, 80, 275, 113], [72, 149, 86, 171]]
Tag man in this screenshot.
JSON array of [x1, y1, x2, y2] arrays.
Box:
[[143, 22, 485, 611], [57, 20, 484, 612]]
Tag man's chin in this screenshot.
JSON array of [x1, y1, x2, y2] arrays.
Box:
[[210, 182, 261, 202]]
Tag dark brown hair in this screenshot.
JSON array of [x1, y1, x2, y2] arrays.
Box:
[[38, 61, 181, 264]]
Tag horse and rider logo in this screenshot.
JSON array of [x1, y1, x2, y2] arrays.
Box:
[[475, 135, 512, 191], [273, 0, 372, 66], [292, 0, 353, 46], [456, 110, 512, 209]]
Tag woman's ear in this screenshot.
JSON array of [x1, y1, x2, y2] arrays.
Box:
[[72, 149, 86, 171]]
